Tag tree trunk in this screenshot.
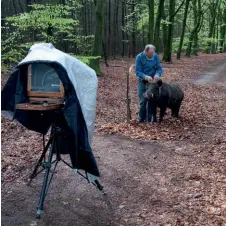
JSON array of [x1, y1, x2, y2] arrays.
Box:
[[162, 7, 168, 59], [192, 0, 198, 55], [125, 3, 130, 57], [83, 0, 87, 36], [148, 0, 154, 44], [121, 0, 125, 57], [192, 34, 198, 55], [177, 0, 190, 59], [26, 0, 32, 12], [91, 0, 105, 75], [108, 0, 111, 56], [162, 0, 176, 62], [112, 0, 119, 58], [205, 0, 220, 54], [219, 8, 226, 52], [142, 13, 145, 47], [211, 23, 216, 53], [216, 11, 219, 52], [154, 0, 165, 52], [185, 0, 202, 56], [131, 1, 136, 57], [102, 40, 109, 66], [89, 1, 92, 34], [126, 44, 131, 122], [17, 0, 24, 13], [12, 0, 18, 14], [115, 0, 119, 56]]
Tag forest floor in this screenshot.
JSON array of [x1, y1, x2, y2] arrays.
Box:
[[1, 53, 226, 226]]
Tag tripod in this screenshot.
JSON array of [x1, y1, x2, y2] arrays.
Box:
[[27, 124, 105, 219]]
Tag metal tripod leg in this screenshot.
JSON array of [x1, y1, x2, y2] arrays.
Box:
[[93, 179, 105, 194], [27, 137, 53, 185], [44, 131, 61, 196], [36, 136, 55, 219], [84, 172, 105, 194]]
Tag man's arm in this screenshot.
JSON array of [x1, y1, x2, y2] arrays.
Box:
[[135, 55, 146, 80], [155, 54, 163, 77]]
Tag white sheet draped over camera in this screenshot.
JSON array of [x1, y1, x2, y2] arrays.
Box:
[[18, 43, 99, 180]]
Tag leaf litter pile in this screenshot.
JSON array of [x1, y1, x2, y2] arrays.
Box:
[[1, 53, 226, 225]]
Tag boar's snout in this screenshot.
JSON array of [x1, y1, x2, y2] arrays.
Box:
[[144, 91, 153, 100]]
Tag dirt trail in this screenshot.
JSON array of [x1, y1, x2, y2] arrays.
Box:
[[2, 56, 226, 226], [192, 57, 226, 84]]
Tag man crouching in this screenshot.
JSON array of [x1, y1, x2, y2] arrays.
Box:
[[135, 44, 163, 122]]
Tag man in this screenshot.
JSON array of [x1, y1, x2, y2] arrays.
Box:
[[135, 44, 163, 122]]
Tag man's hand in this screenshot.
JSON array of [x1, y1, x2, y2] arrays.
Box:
[[145, 75, 153, 82], [154, 74, 160, 81]]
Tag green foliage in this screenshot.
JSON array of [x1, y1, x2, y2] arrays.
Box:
[[65, 35, 94, 55], [1, 64, 10, 73], [123, 4, 150, 35], [72, 55, 101, 71], [172, 37, 190, 52], [1, 27, 29, 66], [73, 55, 100, 64], [161, 19, 172, 26], [5, 4, 78, 43], [72, 55, 101, 75], [200, 37, 217, 50], [136, 8, 149, 33], [2, 3, 95, 67]]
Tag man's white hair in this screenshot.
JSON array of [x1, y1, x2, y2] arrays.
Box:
[[144, 44, 156, 52]]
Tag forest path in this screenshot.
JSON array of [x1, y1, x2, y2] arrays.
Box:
[[2, 56, 226, 226], [192, 56, 226, 84]]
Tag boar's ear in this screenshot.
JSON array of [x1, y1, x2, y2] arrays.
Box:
[[156, 79, 163, 87]]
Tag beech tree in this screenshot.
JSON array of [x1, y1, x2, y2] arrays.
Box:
[[91, 0, 105, 75], [186, 0, 202, 56], [177, 0, 191, 59]]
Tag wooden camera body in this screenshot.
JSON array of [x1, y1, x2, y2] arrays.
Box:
[[16, 63, 65, 111]]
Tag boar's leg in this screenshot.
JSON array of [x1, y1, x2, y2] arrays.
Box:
[[159, 104, 167, 123], [172, 103, 181, 118], [175, 103, 182, 118], [149, 103, 157, 122], [171, 106, 177, 117]]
